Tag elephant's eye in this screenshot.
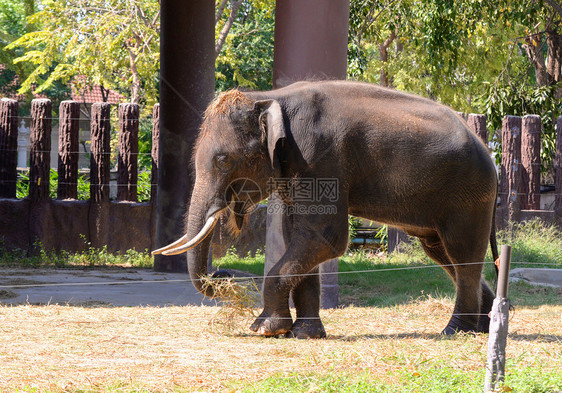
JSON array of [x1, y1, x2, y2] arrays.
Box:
[[215, 154, 234, 173]]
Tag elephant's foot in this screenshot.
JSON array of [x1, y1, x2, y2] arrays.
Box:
[[250, 311, 293, 336], [441, 314, 478, 335], [286, 318, 326, 339]]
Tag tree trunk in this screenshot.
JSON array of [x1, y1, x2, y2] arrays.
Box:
[[378, 31, 396, 88], [547, 30, 562, 97], [215, 0, 244, 58], [216, 0, 229, 23], [127, 46, 141, 104], [523, 36, 551, 87]]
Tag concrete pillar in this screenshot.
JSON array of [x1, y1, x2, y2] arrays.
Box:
[[155, 1, 215, 272], [266, 0, 350, 309]]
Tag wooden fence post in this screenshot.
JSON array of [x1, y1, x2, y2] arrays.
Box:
[[57, 101, 80, 199], [117, 103, 139, 202], [89, 103, 112, 249], [485, 245, 512, 392], [0, 98, 18, 198], [90, 103, 112, 203], [467, 113, 488, 144], [29, 99, 52, 201], [521, 115, 541, 210], [151, 104, 160, 203], [500, 116, 522, 224], [554, 116, 562, 217]]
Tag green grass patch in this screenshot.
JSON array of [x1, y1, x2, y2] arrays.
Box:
[[339, 250, 456, 307], [0, 237, 153, 269], [230, 365, 562, 393], [214, 247, 266, 276], [496, 218, 562, 267], [214, 219, 562, 308]]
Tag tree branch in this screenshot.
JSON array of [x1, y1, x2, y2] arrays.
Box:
[[544, 0, 562, 19], [215, 0, 244, 58], [216, 0, 229, 24]]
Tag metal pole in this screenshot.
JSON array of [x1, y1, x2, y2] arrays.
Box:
[[485, 245, 512, 392]]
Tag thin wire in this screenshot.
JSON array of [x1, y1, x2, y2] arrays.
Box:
[[1, 260, 560, 290], [8, 116, 155, 122], [0, 148, 154, 155]]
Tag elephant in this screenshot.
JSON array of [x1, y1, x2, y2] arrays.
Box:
[[153, 80, 499, 339]]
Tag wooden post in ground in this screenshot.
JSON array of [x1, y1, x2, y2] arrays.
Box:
[[90, 103, 111, 203], [555, 116, 562, 222], [485, 245, 512, 392], [29, 99, 52, 201], [89, 103, 112, 248], [521, 115, 541, 210], [0, 98, 18, 198], [117, 103, 139, 202], [467, 113, 488, 144], [57, 101, 80, 199], [500, 116, 522, 224]]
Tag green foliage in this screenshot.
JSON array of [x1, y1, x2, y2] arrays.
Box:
[[15, 168, 151, 202], [348, 0, 562, 173], [215, 1, 275, 92], [495, 218, 562, 268], [233, 366, 562, 393], [137, 119, 154, 170], [137, 171, 152, 202], [6, 0, 160, 109], [214, 219, 561, 307], [0, 0, 34, 100], [0, 237, 153, 268], [215, 247, 265, 276], [347, 216, 362, 245]]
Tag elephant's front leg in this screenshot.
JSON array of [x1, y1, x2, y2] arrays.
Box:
[[287, 267, 326, 339], [249, 261, 294, 336], [250, 225, 348, 337]]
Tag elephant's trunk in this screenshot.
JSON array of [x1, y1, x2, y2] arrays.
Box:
[[184, 204, 218, 298], [151, 186, 222, 298]]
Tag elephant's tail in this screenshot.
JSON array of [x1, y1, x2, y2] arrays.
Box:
[[490, 191, 499, 278]]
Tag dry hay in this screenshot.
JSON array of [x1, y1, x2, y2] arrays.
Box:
[[0, 296, 560, 392], [200, 276, 263, 334]]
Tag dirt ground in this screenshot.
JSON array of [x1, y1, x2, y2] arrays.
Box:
[[0, 297, 560, 392]]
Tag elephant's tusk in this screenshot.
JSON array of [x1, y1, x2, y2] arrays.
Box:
[[156, 213, 220, 256], [151, 233, 191, 255]]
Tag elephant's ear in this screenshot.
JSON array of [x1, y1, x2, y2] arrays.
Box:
[[255, 100, 286, 169]]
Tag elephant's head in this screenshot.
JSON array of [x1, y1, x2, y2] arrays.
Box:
[[152, 90, 286, 296]]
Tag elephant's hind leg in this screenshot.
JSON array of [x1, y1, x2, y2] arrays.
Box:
[[420, 231, 493, 334], [439, 220, 491, 335]]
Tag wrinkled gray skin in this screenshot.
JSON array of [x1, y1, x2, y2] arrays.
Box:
[[186, 81, 497, 339]]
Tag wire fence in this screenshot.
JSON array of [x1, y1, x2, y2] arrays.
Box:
[[0, 260, 559, 289]]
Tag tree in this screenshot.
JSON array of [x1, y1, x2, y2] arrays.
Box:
[[7, 0, 160, 108], [0, 0, 33, 99], [348, 0, 562, 178], [215, 0, 275, 91]]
